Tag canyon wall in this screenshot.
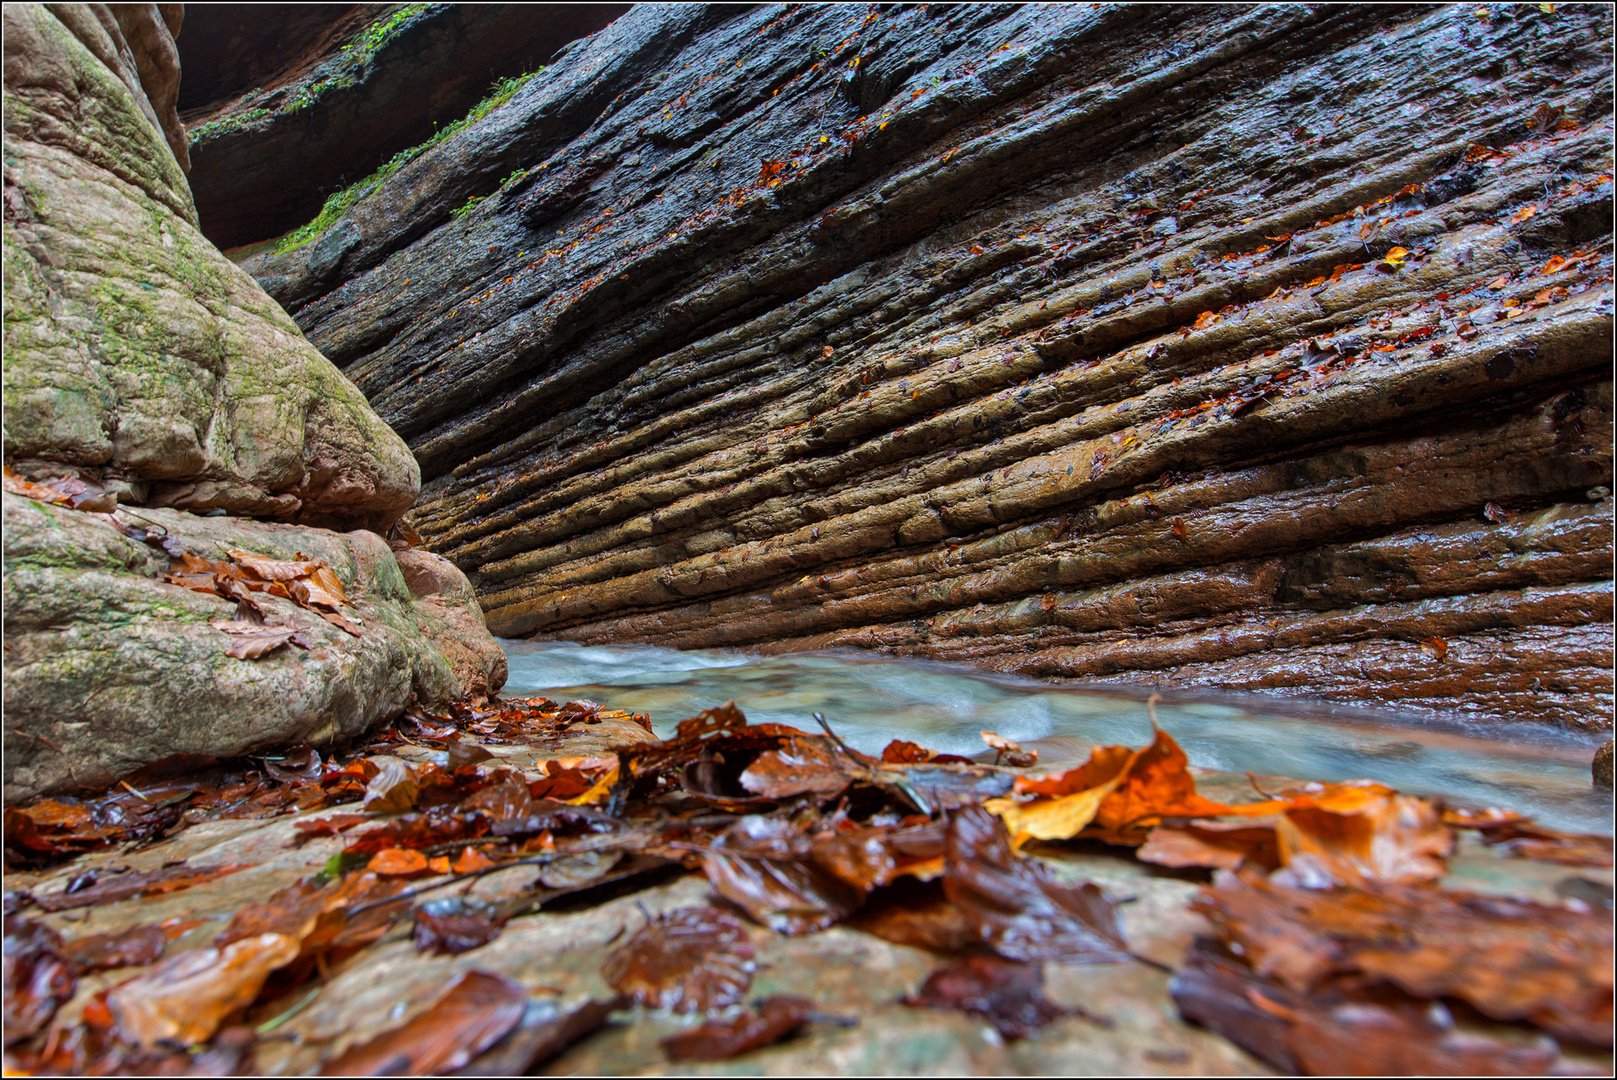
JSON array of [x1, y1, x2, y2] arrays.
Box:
[[227, 4, 1614, 730]]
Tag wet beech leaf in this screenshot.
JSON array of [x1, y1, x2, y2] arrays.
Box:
[[2, 914, 76, 1044], [1472, 820, 1614, 868], [32, 863, 247, 912], [107, 932, 300, 1048], [601, 905, 756, 1013], [1138, 820, 1282, 871], [980, 730, 1038, 768], [362, 758, 420, 813], [449, 996, 618, 1076], [293, 813, 370, 841], [739, 736, 857, 798], [324, 969, 529, 1076], [701, 818, 864, 935], [847, 877, 979, 954], [412, 897, 506, 955], [1192, 869, 1613, 1047], [943, 806, 1129, 964], [904, 954, 1065, 1039], [660, 995, 815, 1061], [369, 848, 431, 876], [62, 923, 167, 971], [1171, 938, 1569, 1076]]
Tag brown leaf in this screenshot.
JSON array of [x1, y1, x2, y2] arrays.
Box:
[[943, 806, 1129, 963], [263, 744, 323, 782], [1138, 820, 1281, 872], [847, 877, 980, 954], [413, 898, 506, 955], [211, 621, 301, 659], [32, 863, 246, 912], [1474, 821, 1614, 868], [601, 905, 756, 1013], [1172, 938, 1568, 1076], [1192, 870, 1613, 1047], [738, 736, 858, 798], [537, 849, 622, 889], [324, 970, 529, 1076], [107, 932, 299, 1048], [448, 997, 617, 1076], [2, 915, 76, 1044], [904, 954, 1066, 1039], [464, 781, 539, 822], [701, 818, 864, 935], [292, 813, 370, 841], [314, 606, 365, 637], [362, 758, 420, 813], [2, 465, 73, 506], [225, 548, 321, 583], [660, 995, 815, 1061], [61, 924, 167, 972]]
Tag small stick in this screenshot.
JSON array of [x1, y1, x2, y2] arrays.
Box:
[[119, 780, 151, 802]]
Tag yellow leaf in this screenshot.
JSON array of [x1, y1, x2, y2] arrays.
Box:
[[564, 761, 620, 805], [986, 773, 1124, 847]]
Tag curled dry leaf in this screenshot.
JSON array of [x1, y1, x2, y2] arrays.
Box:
[[601, 905, 756, 1013], [107, 932, 299, 1048], [904, 954, 1066, 1039], [943, 806, 1129, 964], [2, 915, 76, 1045], [362, 758, 420, 814], [986, 727, 1243, 845], [660, 995, 816, 1061], [323, 969, 529, 1076]]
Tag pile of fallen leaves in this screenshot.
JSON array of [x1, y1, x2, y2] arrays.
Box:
[[3, 697, 1610, 1075]]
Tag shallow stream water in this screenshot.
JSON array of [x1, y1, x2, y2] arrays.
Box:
[[501, 640, 1611, 834]]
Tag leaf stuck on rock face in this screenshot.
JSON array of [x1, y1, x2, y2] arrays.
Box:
[[601, 905, 756, 1013], [323, 969, 529, 1076], [412, 897, 506, 955], [943, 806, 1129, 964]]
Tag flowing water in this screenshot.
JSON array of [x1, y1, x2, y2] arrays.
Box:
[[501, 640, 1611, 833]]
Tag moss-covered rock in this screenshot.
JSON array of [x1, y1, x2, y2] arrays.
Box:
[[2, 3, 418, 532], [1, 491, 506, 802]]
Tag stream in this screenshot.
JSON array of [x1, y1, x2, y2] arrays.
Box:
[[501, 640, 1611, 834]]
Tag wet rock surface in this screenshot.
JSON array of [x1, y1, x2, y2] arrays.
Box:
[[3, 2, 418, 531], [0, 493, 506, 802], [180, 3, 628, 250], [229, 3, 1616, 731]]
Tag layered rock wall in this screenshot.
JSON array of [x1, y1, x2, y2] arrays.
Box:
[[231, 4, 1613, 729]]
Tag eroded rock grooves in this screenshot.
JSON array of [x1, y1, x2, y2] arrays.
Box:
[[235, 4, 1616, 729]]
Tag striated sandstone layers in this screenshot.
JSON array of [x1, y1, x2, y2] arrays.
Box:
[[233, 5, 1614, 730]]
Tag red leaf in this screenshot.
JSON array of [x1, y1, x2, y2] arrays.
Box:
[[904, 954, 1066, 1039]]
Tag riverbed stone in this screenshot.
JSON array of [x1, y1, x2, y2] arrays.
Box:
[[2, 1, 419, 531], [0, 492, 508, 802], [227, 3, 1615, 730]]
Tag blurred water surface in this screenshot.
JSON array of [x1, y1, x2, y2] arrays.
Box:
[[502, 639, 1611, 833]]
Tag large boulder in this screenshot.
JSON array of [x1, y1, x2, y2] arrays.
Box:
[[1, 3, 507, 800], [3, 2, 419, 532], [1, 492, 506, 802], [229, 5, 1615, 730]]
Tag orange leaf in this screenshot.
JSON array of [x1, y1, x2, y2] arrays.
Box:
[[1538, 254, 1569, 275], [1273, 780, 1453, 885], [1510, 205, 1538, 224], [369, 848, 429, 876], [451, 847, 497, 874], [1193, 310, 1220, 330]]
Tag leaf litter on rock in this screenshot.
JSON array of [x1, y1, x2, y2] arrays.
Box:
[[5, 695, 1611, 1075]]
